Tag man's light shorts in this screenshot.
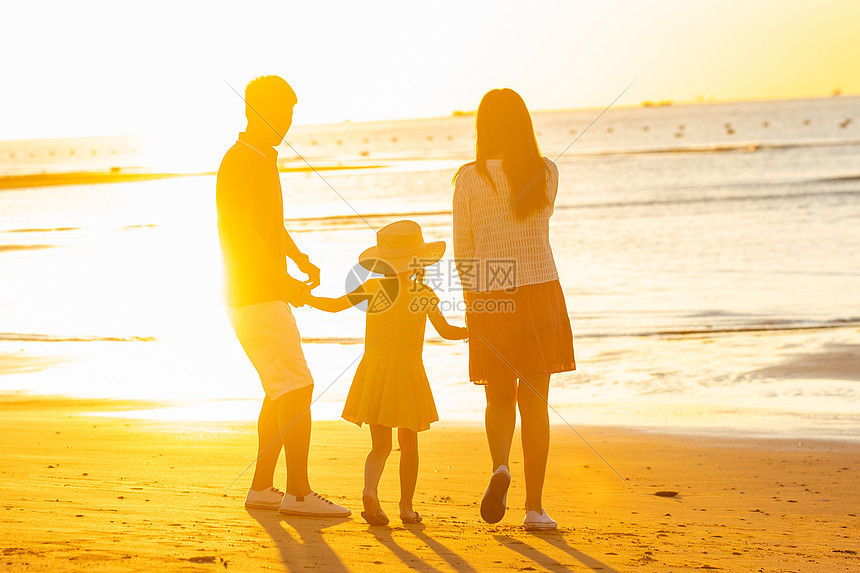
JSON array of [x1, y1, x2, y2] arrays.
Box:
[[227, 301, 314, 401]]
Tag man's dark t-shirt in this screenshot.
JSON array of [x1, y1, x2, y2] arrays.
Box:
[[216, 132, 286, 307]]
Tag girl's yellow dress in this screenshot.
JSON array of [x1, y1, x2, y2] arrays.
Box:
[[341, 278, 439, 432]]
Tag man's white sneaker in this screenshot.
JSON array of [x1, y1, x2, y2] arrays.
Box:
[[480, 465, 511, 524], [279, 492, 352, 517], [245, 486, 285, 509], [523, 509, 557, 531]]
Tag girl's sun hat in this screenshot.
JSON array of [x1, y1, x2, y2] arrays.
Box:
[[359, 220, 446, 274]]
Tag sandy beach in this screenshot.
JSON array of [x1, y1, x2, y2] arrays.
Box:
[[1, 395, 858, 572]]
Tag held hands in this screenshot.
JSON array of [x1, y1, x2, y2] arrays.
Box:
[[296, 256, 321, 289], [280, 277, 311, 308], [294, 283, 311, 307]]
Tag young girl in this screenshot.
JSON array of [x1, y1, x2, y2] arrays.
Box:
[[308, 220, 467, 525]]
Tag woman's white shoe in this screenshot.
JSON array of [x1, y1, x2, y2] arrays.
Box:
[[244, 486, 285, 509], [523, 509, 557, 531], [279, 492, 352, 517]]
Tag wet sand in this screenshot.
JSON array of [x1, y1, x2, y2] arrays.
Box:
[[0, 163, 384, 190], [1, 395, 858, 572]]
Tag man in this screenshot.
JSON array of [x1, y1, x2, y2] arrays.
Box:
[[216, 75, 350, 517]]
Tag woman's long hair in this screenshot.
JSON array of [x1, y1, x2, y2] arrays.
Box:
[[474, 88, 550, 220]]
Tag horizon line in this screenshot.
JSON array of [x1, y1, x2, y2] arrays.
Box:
[[1, 91, 857, 145]]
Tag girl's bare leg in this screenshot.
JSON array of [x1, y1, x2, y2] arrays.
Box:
[[363, 425, 392, 506], [397, 428, 419, 518], [517, 370, 551, 513]]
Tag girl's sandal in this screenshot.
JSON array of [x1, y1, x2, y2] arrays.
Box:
[[400, 511, 422, 524], [361, 494, 389, 526]]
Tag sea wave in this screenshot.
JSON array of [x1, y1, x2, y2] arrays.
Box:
[[572, 138, 860, 158], [296, 319, 860, 344], [366, 139, 860, 162], [0, 244, 54, 253], [0, 224, 159, 235], [575, 318, 860, 339], [0, 333, 156, 342], [566, 189, 860, 212], [285, 210, 449, 231], [284, 187, 860, 231], [813, 174, 860, 183], [5, 226, 80, 233], [266, 139, 860, 164]]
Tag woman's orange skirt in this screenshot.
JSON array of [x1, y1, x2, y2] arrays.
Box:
[[465, 280, 575, 385]]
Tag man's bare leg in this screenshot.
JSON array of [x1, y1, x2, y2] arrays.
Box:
[[277, 385, 313, 496], [251, 396, 282, 491]]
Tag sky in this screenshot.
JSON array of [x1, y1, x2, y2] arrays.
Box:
[[1, 0, 858, 142]]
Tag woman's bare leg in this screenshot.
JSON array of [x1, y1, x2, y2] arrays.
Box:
[[517, 370, 551, 513], [484, 376, 518, 471]]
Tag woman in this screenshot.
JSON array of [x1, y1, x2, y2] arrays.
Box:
[[453, 88, 575, 531]]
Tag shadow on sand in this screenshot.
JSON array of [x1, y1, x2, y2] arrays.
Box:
[[366, 524, 443, 573], [247, 508, 351, 572], [369, 522, 479, 572], [248, 508, 617, 572], [494, 531, 620, 573]]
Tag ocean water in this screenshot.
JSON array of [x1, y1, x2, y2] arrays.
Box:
[[1, 96, 859, 439]]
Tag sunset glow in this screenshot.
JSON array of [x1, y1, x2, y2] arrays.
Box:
[[2, 2, 860, 570], [1, 0, 858, 143]]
